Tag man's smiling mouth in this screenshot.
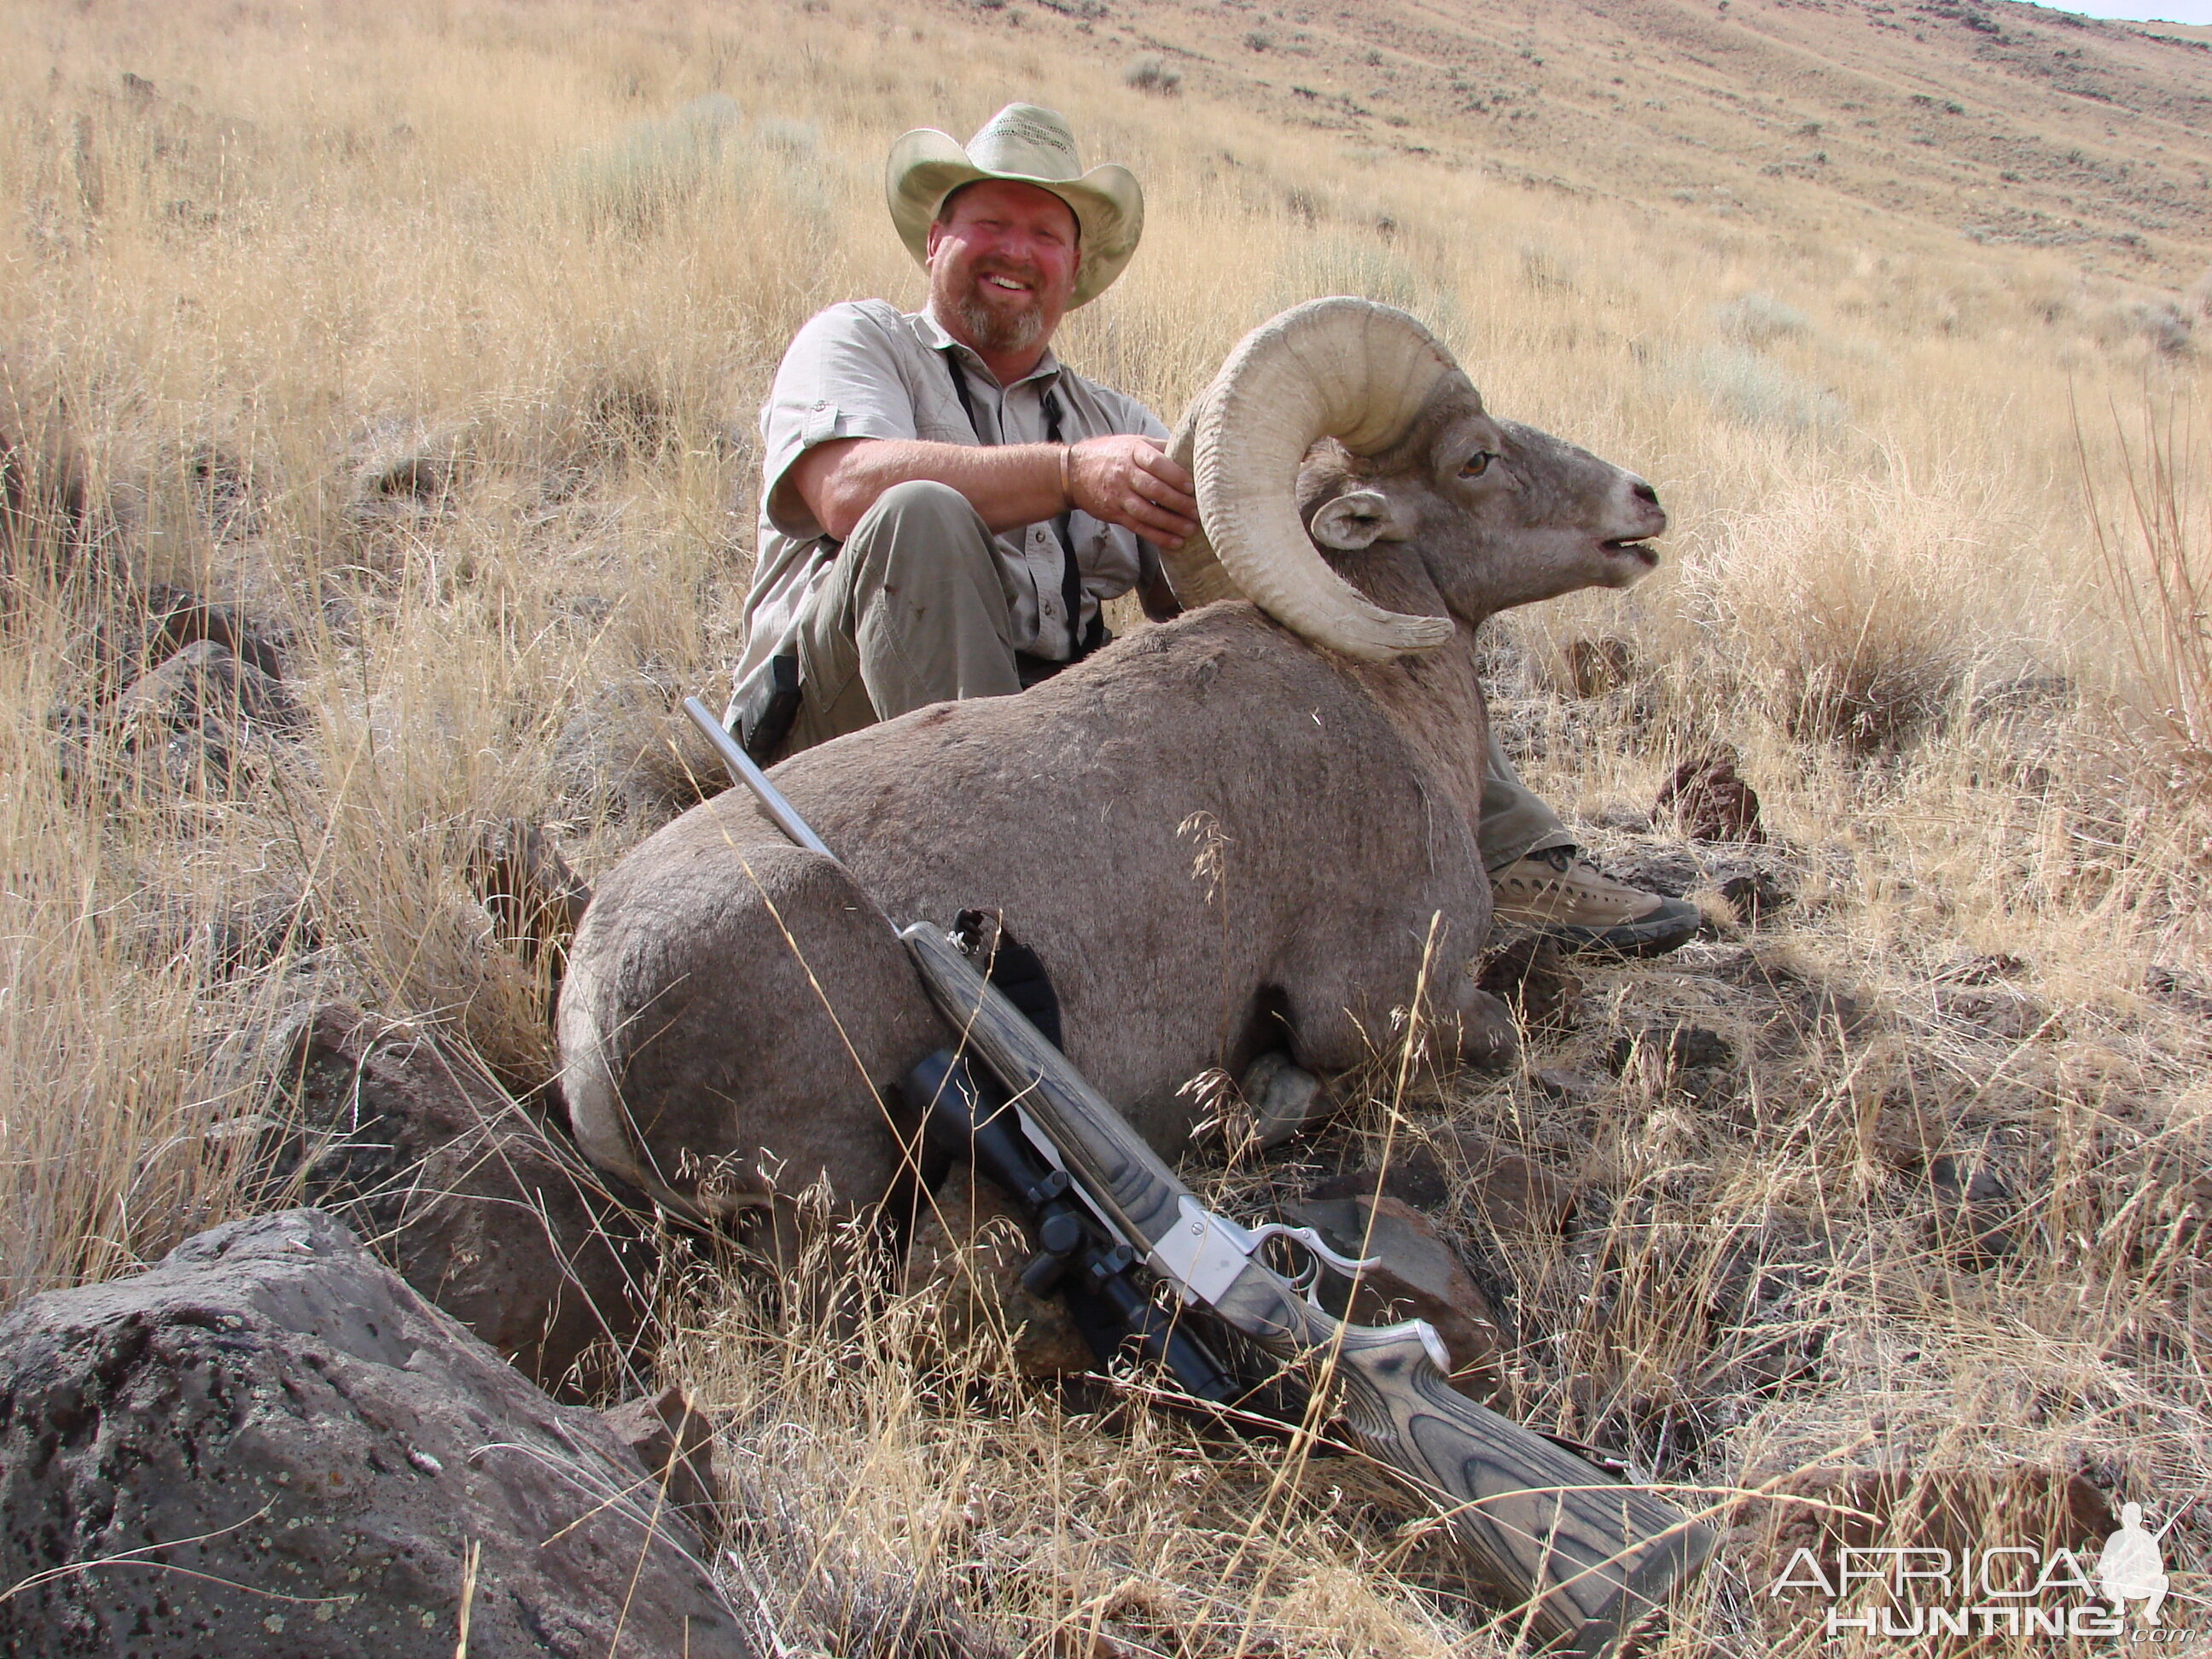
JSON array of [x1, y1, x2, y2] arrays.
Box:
[[982, 273, 1032, 292]]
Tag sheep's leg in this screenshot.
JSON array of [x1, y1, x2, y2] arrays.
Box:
[[1268, 958, 1516, 1138], [1455, 987, 1518, 1070]]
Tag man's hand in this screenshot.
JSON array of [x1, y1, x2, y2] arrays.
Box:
[[787, 433, 1199, 550], [1066, 435, 1197, 552]]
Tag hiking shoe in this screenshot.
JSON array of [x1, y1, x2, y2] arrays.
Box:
[[1490, 848, 1702, 958]]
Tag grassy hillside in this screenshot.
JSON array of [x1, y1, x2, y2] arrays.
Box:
[[3, 0, 2209, 1652], [928, 0, 2212, 285]]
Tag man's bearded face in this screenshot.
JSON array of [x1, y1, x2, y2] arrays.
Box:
[[926, 179, 1081, 363]]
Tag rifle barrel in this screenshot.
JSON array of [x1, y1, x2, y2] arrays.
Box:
[[681, 696, 831, 857]]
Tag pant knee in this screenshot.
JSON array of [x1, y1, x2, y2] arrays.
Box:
[[855, 480, 992, 567]]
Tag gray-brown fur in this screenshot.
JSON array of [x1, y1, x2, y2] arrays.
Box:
[[559, 340, 1664, 1229]]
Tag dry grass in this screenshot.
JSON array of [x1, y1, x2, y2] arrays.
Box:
[[3, 0, 2210, 1652]]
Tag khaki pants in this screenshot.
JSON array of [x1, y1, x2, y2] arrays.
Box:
[[784, 479, 1572, 871], [785, 480, 1023, 754]]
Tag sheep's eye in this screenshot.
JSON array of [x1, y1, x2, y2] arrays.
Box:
[[1460, 451, 1497, 478]]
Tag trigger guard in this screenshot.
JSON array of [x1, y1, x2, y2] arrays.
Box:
[[1246, 1220, 1379, 1278]]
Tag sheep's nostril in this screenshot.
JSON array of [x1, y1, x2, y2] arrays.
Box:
[[1633, 480, 1661, 507]]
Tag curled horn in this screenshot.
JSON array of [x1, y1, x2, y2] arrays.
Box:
[[1158, 298, 1457, 661]]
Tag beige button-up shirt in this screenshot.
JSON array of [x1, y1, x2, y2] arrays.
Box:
[[733, 300, 1167, 705]]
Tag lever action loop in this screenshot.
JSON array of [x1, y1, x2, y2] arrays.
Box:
[[1243, 1220, 1377, 1280], [1149, 1208, 1382, 1312]]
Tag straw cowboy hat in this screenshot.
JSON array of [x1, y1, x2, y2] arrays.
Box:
[[887, 103, 1143, 307]]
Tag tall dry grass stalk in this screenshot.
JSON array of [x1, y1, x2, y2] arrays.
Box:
[[3, 0, 2210, 1650], [2084, 391, 2212, 802]]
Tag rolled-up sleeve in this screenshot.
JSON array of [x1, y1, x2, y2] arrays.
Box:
[[760, 302, 924, 540]]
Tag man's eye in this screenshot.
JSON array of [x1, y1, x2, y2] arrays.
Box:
[[1460, 451, 1497, 478]]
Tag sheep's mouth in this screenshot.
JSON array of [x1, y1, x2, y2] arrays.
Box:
[[1602, 538, 1660, 568]]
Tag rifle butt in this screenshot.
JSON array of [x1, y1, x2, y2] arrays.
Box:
[[1324, 1317, 1712, 1655]]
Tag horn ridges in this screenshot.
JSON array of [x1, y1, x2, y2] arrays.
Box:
[[1159, 299, 1457, 661]]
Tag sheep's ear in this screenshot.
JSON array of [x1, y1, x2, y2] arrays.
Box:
[[1308, 489, 1401, 550]]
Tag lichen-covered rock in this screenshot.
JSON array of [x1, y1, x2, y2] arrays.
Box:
[[259, 1005, 659, 1399], [0, 1209, 755, 1659]]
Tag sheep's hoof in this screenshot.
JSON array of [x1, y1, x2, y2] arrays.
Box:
[[1464, 988, 1519, 1072], [1243, 1052, 1329, 1149]]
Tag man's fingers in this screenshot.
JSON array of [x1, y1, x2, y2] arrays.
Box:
[[1104, 495, 1195, 541], [1133, 443, 1197, 498], [1130, 448, 1199, 516], [1067, 439, 1200, 541], [1122, 493, 1198, 541]]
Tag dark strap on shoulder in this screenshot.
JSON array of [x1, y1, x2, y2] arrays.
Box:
[[944, 350, 1096, 664], [944, 348, 984, 437]]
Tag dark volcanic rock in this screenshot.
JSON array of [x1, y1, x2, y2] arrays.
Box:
[[1934, 951, 2028, 987], [1656, 746, 1766, 843], [1592, 841, 1703, 899], [0, 1209, 754, 1659], [1308, 1134, 1579, 1234], [260, 1004, 658, 1398], [1716, 868, 1791, 926], [552, 671, 728, 827], [1604, 1023, 1735, 1075], [1438, 1132, 1580, 1234], [1563, 637, 1635, 698], [1308, 1146, 1453, 1212], [131, 883, 315, 981], [468, 818, 591, 969], [1704, 949, 1875, 1048], [603, 1386, 723, 1536], [1478, 934, 1581, 1032], [1531, 1067, 1601, 1105], [109, 638, 300, 794], [1927, 1154, 2019, 1267], [1933, 984, 2052, 1041], [0, 368, 93, 570], [138, 582, 288, 680], [114, 637, 296, 734]]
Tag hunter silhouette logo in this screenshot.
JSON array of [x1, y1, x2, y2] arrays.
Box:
[[1768, 1496, 2197, 1641], [2098, 1504, 2169, 1626]]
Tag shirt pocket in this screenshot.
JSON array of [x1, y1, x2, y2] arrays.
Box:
[[1077, 517, 1143, 597]]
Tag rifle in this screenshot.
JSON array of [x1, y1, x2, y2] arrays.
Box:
[[682, 696, 1712, 1656], [903, 1046, 1254, 1406]]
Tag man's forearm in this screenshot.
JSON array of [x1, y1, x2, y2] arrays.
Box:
[[808, 439, 1066, 540]]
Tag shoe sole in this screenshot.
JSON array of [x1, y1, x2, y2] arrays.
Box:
[[1541, 903, 1703, 960]]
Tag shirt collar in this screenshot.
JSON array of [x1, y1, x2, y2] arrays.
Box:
[[913, 306, 1062, 391]]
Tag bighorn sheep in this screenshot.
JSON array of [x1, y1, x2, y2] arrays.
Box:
[[558, 299, 1663, 1231]]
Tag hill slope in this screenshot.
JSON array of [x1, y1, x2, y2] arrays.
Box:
[[918, 0, 2212, 283]]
